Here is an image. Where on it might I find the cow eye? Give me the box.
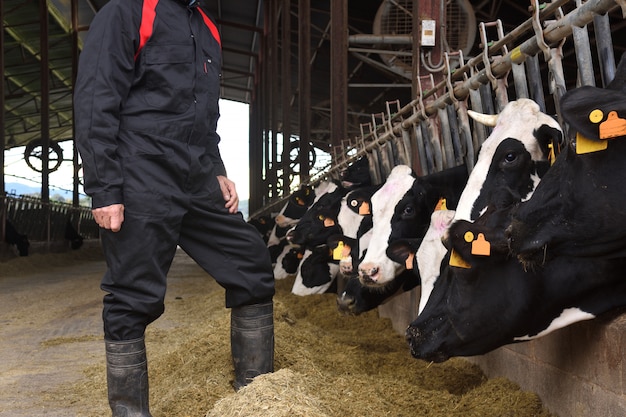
[504,152,518,163]
[402,205,415,217]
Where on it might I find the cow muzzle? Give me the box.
[358,263,380,284]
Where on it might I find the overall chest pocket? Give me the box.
[143,44,195,113]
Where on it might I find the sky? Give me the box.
[3,99,252,200]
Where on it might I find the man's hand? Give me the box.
[92,204,125,232]
[217,175,239,214]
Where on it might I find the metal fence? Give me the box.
[2,194,98,243]
[301,0,623,194]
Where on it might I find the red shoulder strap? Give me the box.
[198,8,222,48]
[135,1,221,61]
[135,0,159,61]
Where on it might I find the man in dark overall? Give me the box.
[73,0,275,415]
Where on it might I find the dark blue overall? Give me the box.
[74,0,274,341]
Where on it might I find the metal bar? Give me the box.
[281,0,291,194]
[298,0,311,184]
[572,0,596,86]
[593,12,617,87]
[347,34,413,45]
[330,0,348,160]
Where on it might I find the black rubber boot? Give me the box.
[230,301,274,390]
[105,337,153,417]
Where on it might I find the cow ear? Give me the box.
[534,124,564,161]
[386,239,422,264]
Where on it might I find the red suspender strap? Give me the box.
[135,0,159,61]
[198,8,222,48]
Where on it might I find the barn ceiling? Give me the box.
[2,0,626,153]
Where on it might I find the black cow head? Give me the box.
[406,252,626,363]
[340,156,372,189]
[287,186,347,248]
[508,56,626,267]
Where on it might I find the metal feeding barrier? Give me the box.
[252,0,625,219]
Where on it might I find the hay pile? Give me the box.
[33,251,553,417]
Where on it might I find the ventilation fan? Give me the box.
[372,0,476,77]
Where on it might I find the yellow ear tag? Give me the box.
[464,231,474,243]
[405,252,415,270]
[449,249,471,269]
[471,233,491,256]
[576,132,607,154]
[323,218,335,227]
[333,241,345,260]
[435,198,447,211]
[359,202,371,215]
[599,111,626,139]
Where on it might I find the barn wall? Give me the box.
[379,295,626,417]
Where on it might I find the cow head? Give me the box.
[340,156,372,189]
[287,185,346,248]
[357,165,467,287]
[507,56,626,267]
[454,98,562,222]
[337,269,420,315]
[274,185,315,228]
[406,251,626,363]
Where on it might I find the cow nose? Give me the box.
[358,263,379,282]
[336,292,355,315]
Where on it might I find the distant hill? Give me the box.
[6,182,48,197]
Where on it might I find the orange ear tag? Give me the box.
[599,111,626,139]
[471,233,491,256]
[405,252,415,270]
[547,143,556,165]
[435,198,448,211]
[323,218,335,227]
[576,132,607,154]
[341,243,352,259]
[449,249,471,269]
[359,202,371,215]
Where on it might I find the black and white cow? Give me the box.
[508,54,626,268]
[248,214,275,244]
[402,100,624,362]
[5,219,30,256]
[406,202,626,363]
[377,98,562,305]
[356,163,469,286]
[267,184,316,263]
[334,164,466,314]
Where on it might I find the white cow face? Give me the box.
[358,165,420,285]
[454,98,562,222]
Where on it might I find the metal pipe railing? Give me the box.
[250,0,624,219]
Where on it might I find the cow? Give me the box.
[356,99,560,288]
[4,219,30,256]
[405,201,626,363]
[266,184,316,263]
[356,163,469,286]
[248,214,275,243]
[507,54,626,269]
[339,156,372,189]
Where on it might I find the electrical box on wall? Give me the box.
[421,19,436,47]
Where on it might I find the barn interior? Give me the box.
[2,1,626,415]
[3,0,625,216]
